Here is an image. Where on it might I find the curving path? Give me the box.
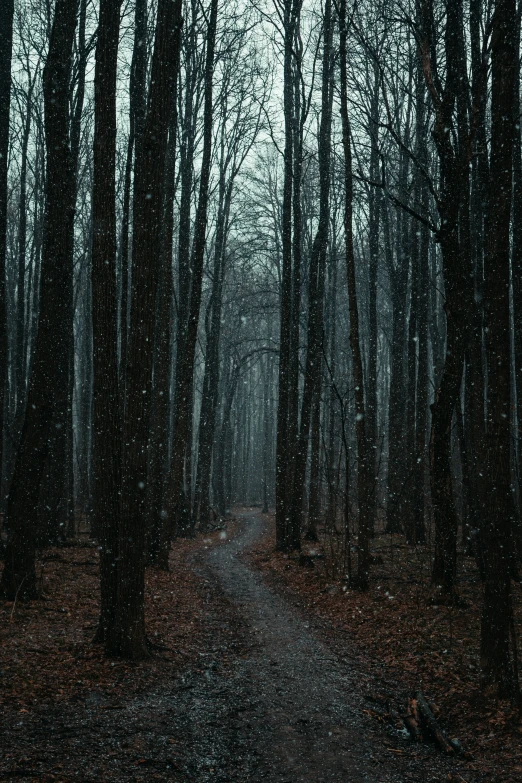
[191,508,454,782]
[1,509,455,782]
[204,508,377,782]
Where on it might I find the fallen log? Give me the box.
[402,697,422,742]
[415,691,455,755]
[389,706,407,732]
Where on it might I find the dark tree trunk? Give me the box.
[61,0,89,537]
[0,0,77,600]
[214,359,240,518]
[194,168,232,532]
[275,0,298,550]
[307,387,322,538]
[147,29,181,569]
[119,0,147,387]
[404,214,419,544]
[111,0,182,658]
[289,0,333,549]
[322,246,337,540]
[480,0,518,697]
[168,0,218,539]
[38,0,88,547]
[91,0,122,644]
[15,77,34,419]
[287,30,304,538]
[419,0,474,594]
[0,0,14,515]
[465,0,488,560]
[366,63,380,534]
[385,233,409,535]
[339,0,371,590]
[261,353,272,514]
[512,13,522,528]
[385,75,413,534]
[412,50,429,545]
[170,43,196,538]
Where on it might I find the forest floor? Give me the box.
[0,509,509,782]
[245,509,522,783]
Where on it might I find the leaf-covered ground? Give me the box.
[0,532,227,713]
[245,511,522,783]
[1,510,518,782]
[0,527,241,781]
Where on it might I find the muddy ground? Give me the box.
[1,510,474,781]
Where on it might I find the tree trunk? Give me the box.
[119,0,147,387]
[385,237,409,534]
[480,0,518,697]
[511,12,522,533]
[339,0,371,590]
[307,387,322,539]
[261,353,272,514]
[289,0,333,549]
[286,30,304,538]
[0,0,77,600]
[111,0,182,658]
[322,248,337,540]
[91,0,123,644]
[0,0,14,514]
[366,62,380,534]
[194,169,232,532]
[275,0,298,550]
[419,0,474,594]
[214,359,240,517]
[168,0,218,539]
[14,78,34,419]
[147,31,181,568]
[464,0,488,563]
[413,49,429,545]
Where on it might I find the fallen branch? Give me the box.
[9,575,28,622]
[402,697,422,742]
[415,691,455,755]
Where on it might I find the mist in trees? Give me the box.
[0,0,521,704]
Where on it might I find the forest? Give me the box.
[1,0,522,780]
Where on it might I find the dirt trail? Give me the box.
[1,509,457,782]
[197,508,454,782]
[206,508,375,782]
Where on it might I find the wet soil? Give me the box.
[1,510,465,782]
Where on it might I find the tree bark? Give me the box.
[119,0,147,387]
[275,0,299,550]
[111,0,182,658]
[289,0,333,549]
[307,386,322,538]
[0,0,14,512]
[168,0,218,540]
[480,0,518,697]
[412,48,429,545]
[419,0,474,594]
[366,62,380,534]
[194,163,232,532]
[91,0,123,643]
[339,0,371,590]
[0,0,77,600]
[146,28,181,568]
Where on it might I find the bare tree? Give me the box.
[0,0,14,514]
[0,0,77,600]
[91,0,122,644]
[114,0,182,658]
[480,0,518,697]
[168,0,219,539]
